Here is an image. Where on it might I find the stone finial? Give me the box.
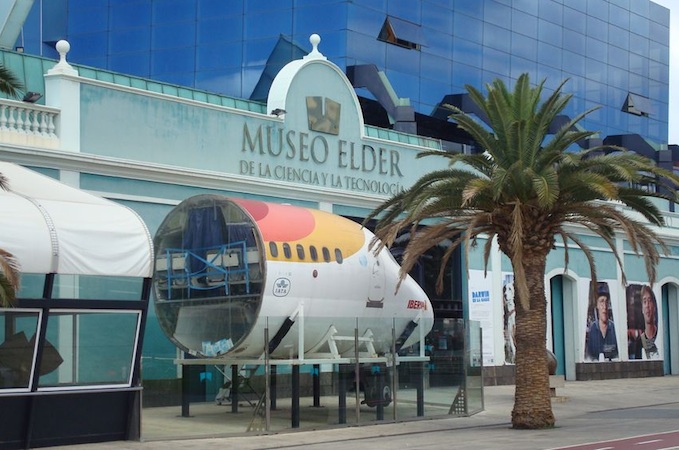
[47,40,78,76]
[303,34,326,61]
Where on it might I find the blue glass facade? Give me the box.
[18,0,670,144]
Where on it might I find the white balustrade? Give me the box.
[0,98,59,149]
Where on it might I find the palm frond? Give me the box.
[562,233,600,288]
[0,64,24,99]
[0,249,20,307]
[0,172,9,191]
[0,274,17,307]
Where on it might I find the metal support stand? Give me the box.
[392,322,397,421]
[312,364,321,407]
[231,365,239,414]
[354,326,361,423]
[375,367,384,421]
[291,365,300,428]
[264,326,270,431]
[338,364,347,424]
[416,362,424,417]
[181,364,191,417]
[270,365,277,410]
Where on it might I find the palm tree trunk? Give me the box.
[511,252,555,429]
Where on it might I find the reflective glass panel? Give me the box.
[537,42,561,70]
[511,32,537,61]
[110,2,152,29]
[562,50,586,77]
[629,33,649,56]
[423,28,453,58]
[51,275,144,301]
[609,24,630,50]
[608,46,629,70]
[455,2,483,19]
[630,13,650,37]
[563,6,586,33]
[421,3,453,34]
[512,9,538,37]
[538,19,562,47]
[586,37,607,62]
[38,310,140,389]
[538,0,562,25]
[484,23,511,53]
[609,4,630,29]
[586,16,608,42]
[16,274,46,299]
[648,20,669,44]
[453,14,483,43]
[197,16,243,44]
[110,28,152,55]
[452,38,482,68]
[484,1,511,29]
[510,55,537,81]
[0,310,40,390]
[587,0,608,21]
[465,320,484,414]
[153,0,196,23]
[246,10,293,40]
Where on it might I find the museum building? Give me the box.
[0,0,678,445]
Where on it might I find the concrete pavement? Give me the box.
[56,376,679,450]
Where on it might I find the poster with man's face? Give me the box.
[626,284,660,360]
[584,281,618,361]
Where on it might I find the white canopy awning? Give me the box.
[0,162,153,277]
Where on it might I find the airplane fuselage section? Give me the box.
[153,195,433,359]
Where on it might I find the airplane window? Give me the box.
[283,243,292,259]
[310,245,318,261]
[269,242,278,258]
[334,248,343,264]
[296,244,305,259]
[322,247,330,262]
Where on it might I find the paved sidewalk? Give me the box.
[57,376,679,450]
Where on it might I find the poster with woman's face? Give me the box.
[584,281,618,361]
[626,284,660,360]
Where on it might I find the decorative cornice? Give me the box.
[0,145,387,210]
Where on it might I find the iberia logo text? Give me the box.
[406,299,427,310]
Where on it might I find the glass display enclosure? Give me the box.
[140,317,483,439]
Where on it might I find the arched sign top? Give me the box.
[267,34,366,142]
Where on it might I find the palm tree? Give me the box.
[0,63,24,98]
[366,73,679,429]
[0,65,23,306]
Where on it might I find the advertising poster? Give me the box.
[468,270,495,365]
[626,283,660,360]
[584,281,619,361]
[502,274,516,364]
